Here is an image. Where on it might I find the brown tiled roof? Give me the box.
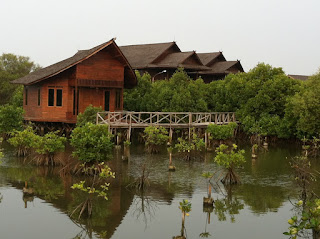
[209,61,243,74]
[12,39,137,87]
[288,74,309,81]
[119,42,179,69]
[157,52,194,66]
[197,52,225,66]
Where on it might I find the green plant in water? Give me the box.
[179,199,192,224]
[143,126,169,153]
[8,126,37,157]
[284,199,320,239]
[70,122,113,163]
[214,144,245,184]
[32,131,67,166]
[175,132,205,160]
[202,172,214,198]
[71,162,115,219]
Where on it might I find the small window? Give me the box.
[56,89,62,106]
[25,88,28,105]
[115,89,121,109]
[37,88,41,106]
[48,89,54,106]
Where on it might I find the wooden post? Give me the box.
[205,132,208,150]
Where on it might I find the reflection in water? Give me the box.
[0,143,319,239]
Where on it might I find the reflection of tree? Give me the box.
[214,185,244,223]
[131,190,157,229]
[235,183,288,214]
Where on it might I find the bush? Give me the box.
[143,126,169,153]
[8,126,37,156]
[206,122,237,140]
[70,122,113,163]
[33,131,67,165]
[76,105,102,127]
[214,144,245,184]
[175,132,205,160]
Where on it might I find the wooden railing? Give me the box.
[96,111,236,129]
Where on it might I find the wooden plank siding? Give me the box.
[23,47,126,124]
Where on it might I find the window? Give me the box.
[25,88,28,105]
[48,89,54,106]
[38,88,41,106]
[56,89,62,106]
[115,89,121,109]
[105,91,110,111]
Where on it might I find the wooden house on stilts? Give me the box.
[12,39,137,131]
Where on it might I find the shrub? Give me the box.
[70,122,113,163]
[175,132,205,160]
[33,131,67,165]
[76,105,102,127]
[8,126,38,157]
[143,126,169,153]
[214,144,245,184]
[206,122,237,140]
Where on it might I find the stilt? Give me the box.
[205,132,208,150]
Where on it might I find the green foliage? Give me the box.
[284,199,320,238]
[143,126,169,153]
[8,126,38,156]
[206,122,237,140]
[125,69,208,112]
[71,162,115,218]
[179,199,192,214]
[124,71,152,111]
[0,104,24,136]
[214,144,245,184]
[34,131,66,156]
[71,163,115,200]
[175,132,205,153]
[201,171,214,179]
[0,53,40,105]
[76,105,102,127]
[285,70,320,138]
[214,144,245,169]
[70,122,113,163]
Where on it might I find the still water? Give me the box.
[0,142,319,239]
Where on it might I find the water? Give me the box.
[0,142,319,239]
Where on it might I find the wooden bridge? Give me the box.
[96,111,236,129]
[96,111,236,142]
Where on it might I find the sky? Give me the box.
[1,0,319,75]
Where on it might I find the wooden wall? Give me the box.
[23,48,125,124]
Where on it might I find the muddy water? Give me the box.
[0,142,319,239]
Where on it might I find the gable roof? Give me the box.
[197,52,226,66]
[288,74,309,81]
[119,42,180,69]
[12,39,137,87]
[198,61,244,74]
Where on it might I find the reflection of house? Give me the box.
[12,39,136,124]
[288,74,309,81]
[120,42,244,83]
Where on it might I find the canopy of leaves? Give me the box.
[124,69,208,112]
[8,126,38,156]
[76,105,102,127]
[0,53,40,105]
[34,131,67,155]
[70,122,113,163]
[144,126,169,146]
[285,70,320,138]
[0,104,24,136]
[175,133,205,153]
[206,122,237,140]
[214,144,245,169]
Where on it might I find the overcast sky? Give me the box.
[1,0,319,75]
